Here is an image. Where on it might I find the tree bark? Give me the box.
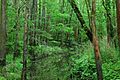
[116,0,120,53]
[91,0,103,80]
[0,0,7,66]
[21,1,28,79]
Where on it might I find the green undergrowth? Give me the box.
[1,41,120,80]
[0,54,22,80]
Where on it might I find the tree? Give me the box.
[69,0,103,79]
[30,0,38,46]
[102,0,113,46]
[85,0,92,30]
[29,0,38,79]
[91,0,103,79]
[38,0,41,44]
[42,0,47,43]
[0,0,7,66]
[21,0,29,79]
[2,0,120,80]
[116,0,120,53]
[68,0,93,42]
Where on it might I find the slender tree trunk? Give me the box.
[85,0,92,30]
[0,0,6,66]
[116,0,120,53]
[42,0,46,31]
[74,27,78,42]
[29,0,38,79]
[38,0,41,44]
[112,0,117,48]
[33,0,37,45]
[42,0,46,44]
[60,0,65,46]
[46,14,50,44]
[112,0,116,27]
[102,0,113,46]
[21,1,28,80]
[91,0,103,80]
[30,0,38,45]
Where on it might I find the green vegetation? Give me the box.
[0,0,120,80]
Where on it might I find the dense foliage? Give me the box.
[0,0,120,80]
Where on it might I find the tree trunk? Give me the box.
[91,0,103,80]
[74,27,78,42]
[116,0,120,53]
[42,0,47,44]
[33,0,37,45]
[112,0,117,48]
[60,0,65,46]
[102,0,113,46]
[21,1,28,79]
[38,0,41,44]
[30,0,38,46]
[0,0,7,66]
[29,0,38,79]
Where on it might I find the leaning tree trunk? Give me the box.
[0,0,7,66]
[91,0,103,80]
[68,0,93,42]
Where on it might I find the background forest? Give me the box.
[0,0,120,80]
